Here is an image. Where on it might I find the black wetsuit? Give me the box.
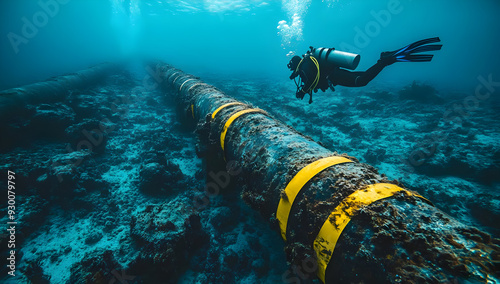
[290,56,392,103]
[308,59,387,93]
[291,38,441,102]
[327,61,386,88]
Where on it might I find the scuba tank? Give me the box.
[311,47,360,70]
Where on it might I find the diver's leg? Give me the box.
[331,61,386,87]
[354,61,386,86]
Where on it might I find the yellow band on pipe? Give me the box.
[211,102,246,120]
[220,108,267,152]
[277,156,353,241]
[168,71,180,82]
[191,104,195,119]
[187,83,205,93]
[172,74,182,85]
[313,183,428,283]
[179,79,196,92]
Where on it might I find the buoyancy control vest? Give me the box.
[288,47,360,103]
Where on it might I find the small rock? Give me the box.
[210,207,234,231]
[85,231,103,245]
[138,162,185,195]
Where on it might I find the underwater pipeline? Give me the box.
[0,62,120,123]
[152,62,498,283]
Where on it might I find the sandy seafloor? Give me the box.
[0,69,498,283]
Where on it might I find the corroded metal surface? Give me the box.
[154,62,499,283]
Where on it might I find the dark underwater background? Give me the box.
[1,0,499,283]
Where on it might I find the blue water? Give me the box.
[1,1,500,283]
[2,0,500,92]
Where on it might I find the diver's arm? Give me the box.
[331,60,387,87]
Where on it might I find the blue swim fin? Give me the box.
[382,37,442,63]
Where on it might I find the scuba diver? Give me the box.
[287,37,442,103]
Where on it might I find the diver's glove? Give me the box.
[296,90,313,104]
[296,90,305,100]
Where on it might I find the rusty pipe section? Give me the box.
[153,62,499,283]
[0,62,120,122]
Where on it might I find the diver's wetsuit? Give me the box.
[291,58,390,99]
[290,38,442,103]
[314,60,388,92]
[289,53,399,103]
[328,60,386,87]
